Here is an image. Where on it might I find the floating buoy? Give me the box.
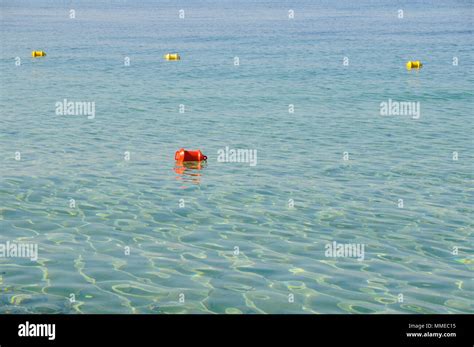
[32,51,46,57]
[175,148,207,162]
[406,61,422,70]
[164,53,180,61]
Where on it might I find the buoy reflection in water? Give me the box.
[174,161,207,186]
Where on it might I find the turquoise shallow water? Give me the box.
[0,0,473,313]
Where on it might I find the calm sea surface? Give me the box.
[0,0,472,313]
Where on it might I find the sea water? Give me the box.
[0,0,472,313]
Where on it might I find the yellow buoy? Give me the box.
[406,61,422,70]
[164,53,180,61]
[32,51,46,57]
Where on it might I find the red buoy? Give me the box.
[175,148,207,162]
